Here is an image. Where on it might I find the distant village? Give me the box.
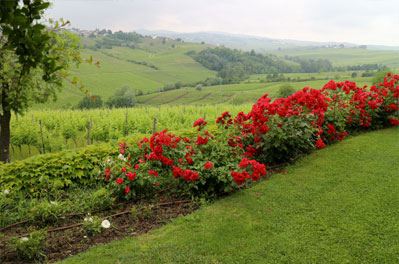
[67,28,367,50]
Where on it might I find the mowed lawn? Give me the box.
[61,127,399,264]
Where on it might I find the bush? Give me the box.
[82,214,103,236]
[278,84,295,98]
[106,86,135,108]
[8,230,46,261]
[76,95,103,110]
[90,188,115,210]
[0,144,117,196]
[29,200,64,226]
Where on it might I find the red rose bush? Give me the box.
[102,74,399,199]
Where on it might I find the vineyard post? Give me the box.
[39,120,45,154]
[152,117,157,134]
[87,116,92,145]
[125,109,128,136]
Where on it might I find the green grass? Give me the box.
[60,127,399,263]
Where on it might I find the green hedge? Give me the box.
[0,129,205,196]
[0,144,117,196]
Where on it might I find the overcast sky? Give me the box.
[45,0,399,46]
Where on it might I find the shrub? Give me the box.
[82,214,103,236]
[106,86,136,108]
[8,230,46,261]
[278,84,295,98]
[90,188,115,210]
[0,144,117,196]
[76,95,103,109]
[29,200,64,226]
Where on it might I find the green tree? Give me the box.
[106,86,136,108]
[278,84,295,98]
[76,95,103,109]
[0,0,97,163]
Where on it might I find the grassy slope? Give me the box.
[61,127,399,264]
[270,48,399,67]
[38,39,216,109]
[136,77,372,106]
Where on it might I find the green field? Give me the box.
[270,47,399,67]
[136,77,373,106]
[60,127,399,263]
[37,39,216,109]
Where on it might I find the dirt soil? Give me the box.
[0,196,197,263]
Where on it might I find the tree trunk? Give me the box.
[0,85,11,163]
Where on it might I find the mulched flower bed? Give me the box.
[0,196,197,263]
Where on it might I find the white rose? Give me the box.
[101,219,111,229]
[84,216,93,222]
[118,154,125,161]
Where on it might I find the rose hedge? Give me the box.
[103,74,399,199]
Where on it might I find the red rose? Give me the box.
[126,172,136,181]
[315,139,325,149]
[105,168,111,179]
[389,117,399,126]
[125,186,130,194]
[149,170,158,177]
[204,161,213,170]
[116,178,123,185]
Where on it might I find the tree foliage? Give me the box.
[0,0,98,162]
[106,86,135,108]
[188,47,304,83]
[76,95,103,110]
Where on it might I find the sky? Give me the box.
[45,0,399,46]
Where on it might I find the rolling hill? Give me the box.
[35,36,216,109]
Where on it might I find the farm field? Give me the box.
[36,40,216,110]
[136,77,373,106]
[270,47,399,67]
[10,104,253,161]
[59,127,399,264]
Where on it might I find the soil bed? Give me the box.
[0,195,197,263]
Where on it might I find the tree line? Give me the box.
[187,48,335,83]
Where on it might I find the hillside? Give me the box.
[33,31,395,110]
[270,47,399,68]
[35,35,216,109]
[136,76,373,106]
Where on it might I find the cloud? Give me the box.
[46,0,399,46]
